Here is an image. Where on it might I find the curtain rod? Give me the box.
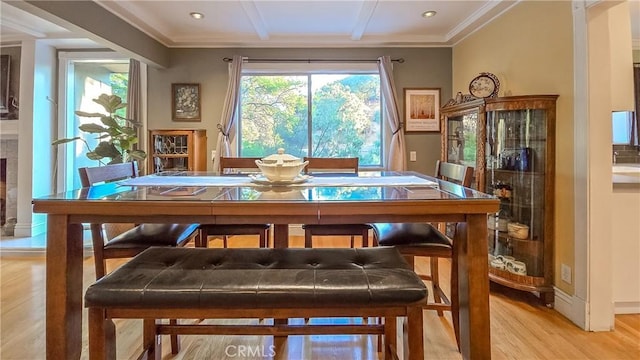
[223,57,404,64]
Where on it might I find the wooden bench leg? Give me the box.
[142,319,161,360]
[406,306,424,360]
[384,316,397,359]
[88,308,116,360]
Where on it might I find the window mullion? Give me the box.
[307,74,312,158]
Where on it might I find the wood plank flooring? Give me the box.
[1,235,638,359]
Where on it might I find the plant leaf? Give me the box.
[120,139,130,150]
[94,94,120,113]
[75,111,104,118]
[107,156,124,164]
[101,116,120,129]
[129,150,147,161]
[86,151,104,161]
[79,123,109,133]
[121,127,136,136]
[52,137,81,146]
[94,141,122,159]
[114,102,127,111]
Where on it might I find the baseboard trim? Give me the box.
[554,286,588,330]
[0,246,94,258]
[614,301,640,314]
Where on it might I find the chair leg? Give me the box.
[430,257,445,316]
[199,228,209,248]
[223,235,229,248]
[259,230,267,248]
[169,319,180,355]
[304,230,313,248]
[350,235,355,248]
[451,254,460,350]
[362,229,368,247]
[91,224,107,280]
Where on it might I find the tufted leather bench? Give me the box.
[85,247,427,359]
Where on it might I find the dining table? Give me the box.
[32,170,499,360]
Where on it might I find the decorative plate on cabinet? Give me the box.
[469,72,500,98]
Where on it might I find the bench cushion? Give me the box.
[85,247,427,309]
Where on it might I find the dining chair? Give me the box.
[79,161,201,355]
[79,161,201,279]
[371,160,474,348]
[198,157,270,248]
[302,157,372,248]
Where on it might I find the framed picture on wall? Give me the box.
[403,88,441,132]
[172,83,201,121]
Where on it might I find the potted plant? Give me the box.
[52,93,146,164]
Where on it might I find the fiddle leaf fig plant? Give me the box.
[53,94,146,164]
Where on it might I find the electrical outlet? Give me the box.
[410,151,417,162]
[561,264,572,284]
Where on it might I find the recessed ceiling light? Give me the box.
[422,10,437,18]
[190,12,204,20]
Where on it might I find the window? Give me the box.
[612,111,634,144]
[237,64,382,167]
[57,52,131,192]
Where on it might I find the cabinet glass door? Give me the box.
[485,109,547,278]
[446,112,478,169]
[151,133,191,172]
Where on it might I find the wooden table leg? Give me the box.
[272,224,289,249]
[272,224,290,355]
[455,215,491,359]
[46,215,84,360]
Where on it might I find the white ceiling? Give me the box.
[1,0,639,49]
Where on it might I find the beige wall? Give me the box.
[147,47,452,175]
[634,50,640,63]
[452,1,575,293]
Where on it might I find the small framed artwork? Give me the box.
[403,88,441,133]
[172,83,201,121]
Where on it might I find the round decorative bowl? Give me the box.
[255,148,309,182]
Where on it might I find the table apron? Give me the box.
[68,213,469,225]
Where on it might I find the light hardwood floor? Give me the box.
[1,235,639,359]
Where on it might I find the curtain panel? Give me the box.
[377,56,406,171]
[213,55,244,172]
[127,59,142,169]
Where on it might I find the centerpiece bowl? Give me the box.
[255,148,309,182]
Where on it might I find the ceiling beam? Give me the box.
[351,0,378,41]
[240,0,269,41]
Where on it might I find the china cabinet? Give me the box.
[441,95,558,305]
[148,129,207,173]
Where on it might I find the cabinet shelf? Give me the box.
[152,153,190,159]
[441,95,557,306]
[487,169,545,176]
